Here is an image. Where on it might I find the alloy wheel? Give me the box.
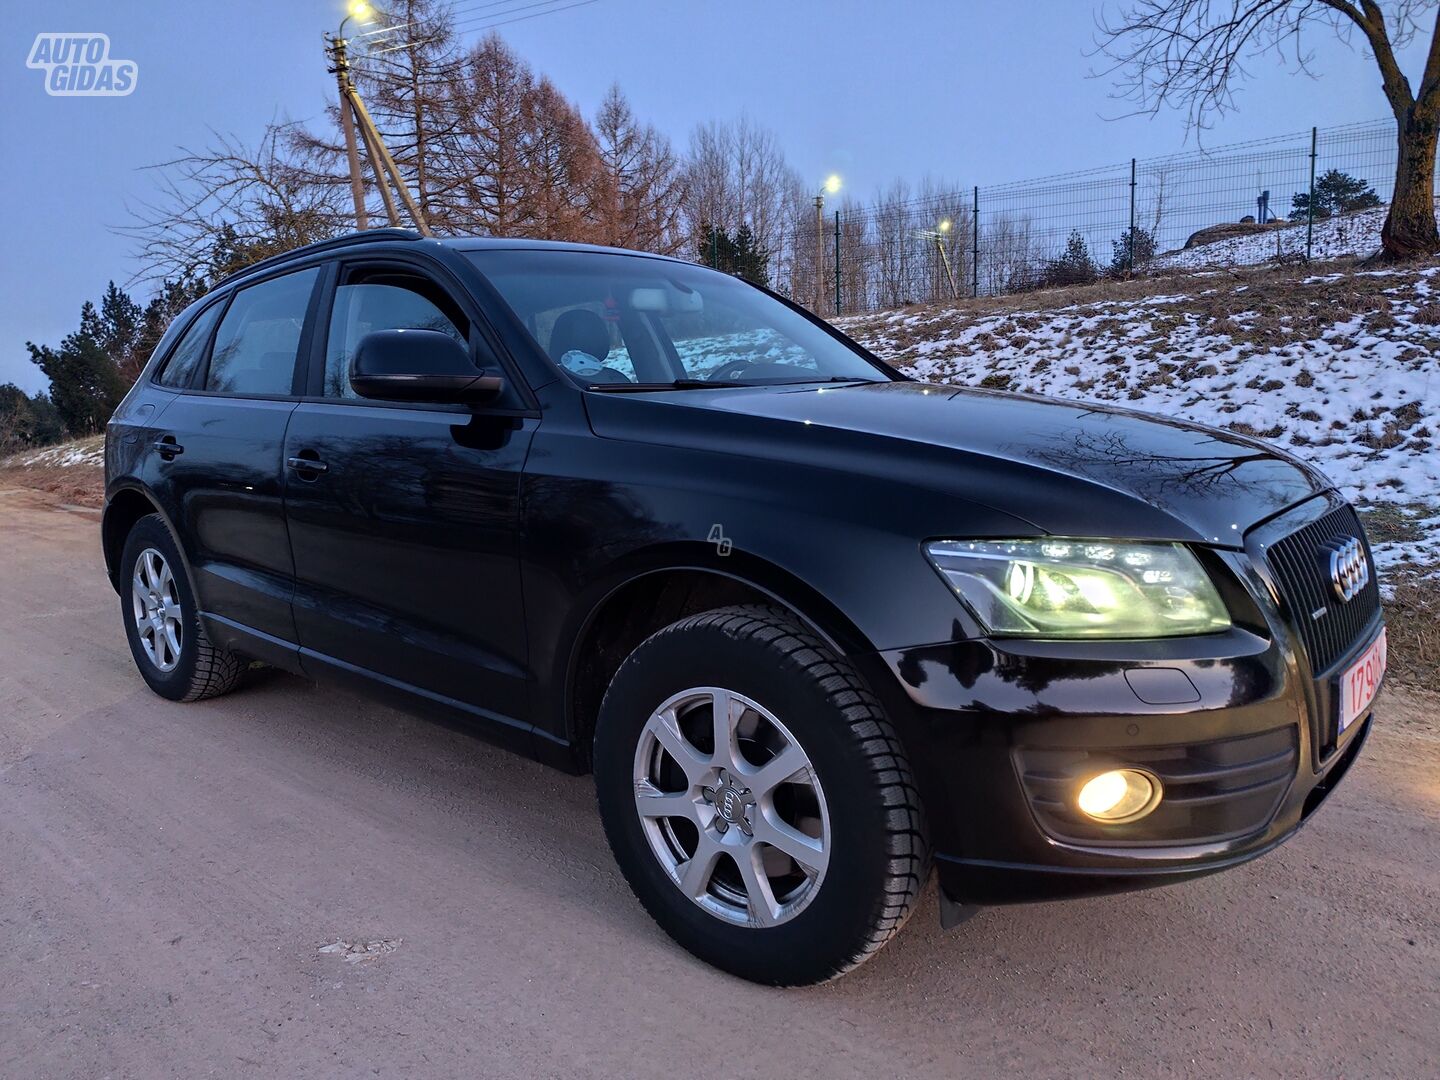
[631,686,830,928]
[131,547,183,672]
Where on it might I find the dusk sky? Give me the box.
[1,0,1426,392]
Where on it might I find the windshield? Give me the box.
[465,249,892,388]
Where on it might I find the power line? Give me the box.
[450,0,602,34]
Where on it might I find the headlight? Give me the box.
[924,539,1231,638]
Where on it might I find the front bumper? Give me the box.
[869,594,1382,907]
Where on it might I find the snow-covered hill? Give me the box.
[840,263,1440,582]
[1148,207,1385,271]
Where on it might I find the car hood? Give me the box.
[584,381,1328,546]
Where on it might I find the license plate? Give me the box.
[1339,627,1386,735]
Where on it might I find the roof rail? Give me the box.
[216,228,424,286]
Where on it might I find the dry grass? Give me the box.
[1384,573,1440,690]
[0,461,105,507]
[839,256,1423,355]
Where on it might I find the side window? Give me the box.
[154,303,222,389]
[205,267,319,396]
[324,272,469,399]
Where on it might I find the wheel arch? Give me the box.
[561,545,879,769]
[102,484,171,594]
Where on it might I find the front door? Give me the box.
[282,261,536,733]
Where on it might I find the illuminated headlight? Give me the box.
[924,539,1231,638]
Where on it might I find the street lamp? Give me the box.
[921,219,959,299]
[343,0,375,33]
[815,174,841,309]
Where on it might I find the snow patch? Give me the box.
[840,266,1439,583]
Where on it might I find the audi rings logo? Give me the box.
[1327,537,1370,602]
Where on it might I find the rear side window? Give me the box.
[154,303,222,389]
[323,272,469,398]
[205,267,319,396]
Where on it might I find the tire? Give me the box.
[594,605,929,985]
[119,514,245,702]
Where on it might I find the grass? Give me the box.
[0,434,105,507]
[1383,571,1440,689]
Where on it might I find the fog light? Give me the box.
[1077,769,1161,823]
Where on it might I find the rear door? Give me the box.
[282,257,537,733]
[153,265,322,652]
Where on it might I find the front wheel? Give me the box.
[594,606,929,985]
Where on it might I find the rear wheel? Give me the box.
[594,605,928,985]
[119,515,245,702]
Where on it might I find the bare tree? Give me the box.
[525,77,604,242]
[593,85,685,253]
[872,180,916,307]
[441,34,536,236]
[1098,1,1440,259]
[122,125,348,282]
[682,116,802,257]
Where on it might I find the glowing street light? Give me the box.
[814,175,841,309]
[923,219,959,300]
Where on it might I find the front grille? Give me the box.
[1016,726,1297,846]
[1264,504,1381,676]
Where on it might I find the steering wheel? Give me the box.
[706,358,804,383]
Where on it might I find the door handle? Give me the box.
[287,455,328,475]
[153,436,184,459]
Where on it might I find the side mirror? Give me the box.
[350,329,504,404]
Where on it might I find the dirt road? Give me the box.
[1,485,1436,1079]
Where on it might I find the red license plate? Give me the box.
[1339,627,1386,735]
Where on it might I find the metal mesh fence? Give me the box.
[765,118,1399,314]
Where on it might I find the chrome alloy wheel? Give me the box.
[632,686,830,928]
[131,547,183,672]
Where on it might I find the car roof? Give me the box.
[217,229,689,289]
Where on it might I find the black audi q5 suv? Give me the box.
[104,229,1384,985]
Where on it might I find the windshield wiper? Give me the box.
[585,376,883,392]
[585,379,761,392]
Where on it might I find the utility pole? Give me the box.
[814,194,825,311]
[833,210,842,315]
[325,4,433,237]
[327,34,368,231]
[936,235,958,299]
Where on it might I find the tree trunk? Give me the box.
[1381,107,1440,260]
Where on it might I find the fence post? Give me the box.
[971,185,980,298]
[1306,126,1318,261]
[1128,158,1137,277]
[834,210,842,315]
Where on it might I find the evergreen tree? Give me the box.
[696,222,770,287]
[26,304,129,436]
[0,384,65,451]
[1041,230,1098,287]
[1109,226,1157,277]
[1289,170,1382,222]
[732,223,770,288]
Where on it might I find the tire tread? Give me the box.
[628,603,930,982]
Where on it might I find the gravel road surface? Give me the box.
[1,486,1436,1078]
